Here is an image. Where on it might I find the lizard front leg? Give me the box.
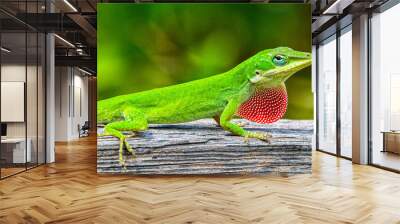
[214,115,246,127]
[99,107,148,166]
[219,98,271,143]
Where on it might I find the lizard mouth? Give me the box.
[263,58,311,78]
[249,58,311,84]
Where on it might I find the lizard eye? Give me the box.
[255,70,261,75]
[272,55,288,66]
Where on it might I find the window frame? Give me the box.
[315,23,353,161]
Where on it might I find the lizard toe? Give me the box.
[247,132,271,143]
[124,139,136,157]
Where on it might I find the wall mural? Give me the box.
[97,3,313,175]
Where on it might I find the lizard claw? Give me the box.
[243,135,250,144]
[119,137,136,167]
[246,132,272,143]
[258,132,271,143]
[236,121,248,127]
[124,138,136,157]
[125,132,137,138]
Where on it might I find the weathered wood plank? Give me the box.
[97,119,313,176]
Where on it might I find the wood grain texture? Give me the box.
[1,136,400,223]
[97,119,313,175]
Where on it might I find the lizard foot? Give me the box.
[245,132,272,143]
[235,121,248,127]
[124,132,137,138]
[244,135,249,144]
[118,137,136,167]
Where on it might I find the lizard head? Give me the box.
[246,47,311,87]
[235,47,311,123]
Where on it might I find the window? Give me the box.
[370,3,400,171]
[0,2,46,179]
[317,35,337,154]
[339,27,352,158]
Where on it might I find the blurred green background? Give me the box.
[98,3,312,119]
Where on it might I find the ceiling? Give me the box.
[0,0,391,74]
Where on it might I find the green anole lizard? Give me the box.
[98,47,311,165]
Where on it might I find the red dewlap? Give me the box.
[237,85,287,124]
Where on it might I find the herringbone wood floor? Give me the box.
[1,136,400,224]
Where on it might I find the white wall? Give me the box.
[55,67,89,141]
[55,67,69,141]
[1,65,37,138]
[72,73,89,138]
